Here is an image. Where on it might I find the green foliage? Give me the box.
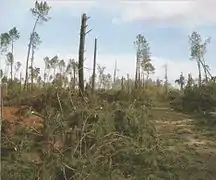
[1,3,215,179]
[169,83,216,114]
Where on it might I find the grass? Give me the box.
[1,89,216,180]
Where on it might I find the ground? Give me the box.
[2,105,216,179]
[153,107,216,179]
[2,106,44,136]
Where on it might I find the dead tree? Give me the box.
[78,13,91,96]
[164,64,168,94]
[91,38,97,94]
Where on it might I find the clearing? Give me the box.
[153,107,216,179]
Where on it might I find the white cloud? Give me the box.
[2,0,216,26]
[110,0,216,25]
[46,0,216,25]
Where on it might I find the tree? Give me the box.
[14,61,22,79]
[24,1,51,89]
[101,73,112,89]
[8,27,20,80]
[97,64,106,89]
[58,59,66,75]
[31,67,40,84]
[186,73,194,89]
[6,52,14,80]
[140,36,155,86]
[66,59,78,89]
[200,37,211,83]
[189,32,202,87]
[30,32,41,88]
[134,34,155,89]
[58,59,66,83]
[50,55,59,77]
[134,34,142,89]
[43,56,50,83]
[78,13,90,96]
[175,72,185,91]
[189,32,211,86]
[0,33,10,54]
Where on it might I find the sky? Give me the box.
[0,0,216,84]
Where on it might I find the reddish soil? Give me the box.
[2,106,44,136]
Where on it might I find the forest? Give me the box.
[0,1,216,180]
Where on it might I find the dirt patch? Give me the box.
[2,106,44,136]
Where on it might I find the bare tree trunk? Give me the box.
[197,60,202,87]
[121,76,124,91]
[78,13,91,96]
[73,67,76,89]
[31,46,35,90]
[164,64,168,94]
[0,76,3,122]
[10,41,14,80]
[24,16,39,90]
[135,52,141,89]
[92,38,97,94]
[146,72,149,89]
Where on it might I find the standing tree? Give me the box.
[134,34,155,89]
[58,59,66,83]
[189,32,202,86]
[97,64,106,89]
[14,61,22,79]
[186,73,194,89]
[164,64,168,94]
[6,52,13,81]
[24,1,51,89]
[30,32,41,89]
[91,38,97,94]
[0,32,10,54]
[43,56,50,83]
[140,36,155,88]
[134,34,142,89]
[175,72,185,91]
[0,33,10,119]
[66,59,78,89]
[78,13,91,96]
[50,55,59,77]
[8,27,20,80]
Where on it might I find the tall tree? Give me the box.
[30,32,41,88]
[8,27,20,80]
[134,34,155,89]
[199,37,211,83]
[189,32,202,86]
[92,38,97,93]
[78,13,91,96]
[134,34,142,89]
[140,37,155,88]
[0,33,10,54]
[6,52,13,80]
[24,1,51,89]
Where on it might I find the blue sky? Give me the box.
[0,0,216,83]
